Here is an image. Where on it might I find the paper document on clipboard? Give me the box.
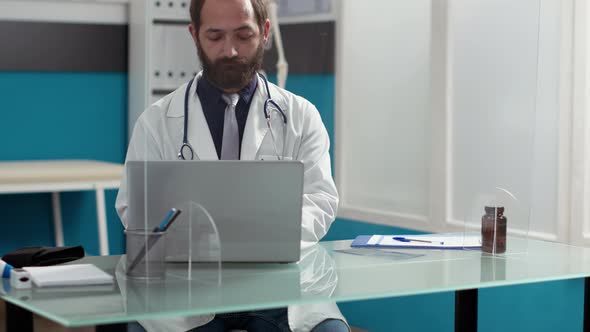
[351,234,482,249]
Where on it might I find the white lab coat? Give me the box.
[115,72,348,332]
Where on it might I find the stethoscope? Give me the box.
[178,73,288,161]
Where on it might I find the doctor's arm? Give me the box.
[115,112,164,228]
[296,104,339,246]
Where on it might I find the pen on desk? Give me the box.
[127,208,182,274]
[393,236,433,243]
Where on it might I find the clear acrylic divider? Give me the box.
[447,0,541,256]
[117,157,223,315]
[165,201,222,283]
[125,159,222,282]
[461,187,530,256]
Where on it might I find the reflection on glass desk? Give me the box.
[2,238,590,328]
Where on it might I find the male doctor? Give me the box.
[116,0,348,331]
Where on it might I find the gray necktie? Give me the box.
[221,93,240,160]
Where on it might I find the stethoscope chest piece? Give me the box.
[178,142,194,160]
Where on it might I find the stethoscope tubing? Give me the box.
[178,73,287,161]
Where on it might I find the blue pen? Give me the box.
[393,236,433,243]
[127,208,182,273]
[153,208,182,232]
[393,236,445,245]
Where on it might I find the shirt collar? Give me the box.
[197,74,258,104]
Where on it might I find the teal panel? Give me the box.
[339,293,455,332]
[479,279,584,332]
[0,72,127,255]
[0,194,54,250]
[323,218,424,241]
[267,74,335,160]
[0,72,127,161]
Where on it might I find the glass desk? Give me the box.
[3,238,590,332]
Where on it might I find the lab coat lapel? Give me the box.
[188,94,219,160]
[168,74,218,160]
[240,77,269,160]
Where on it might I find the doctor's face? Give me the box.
[190,0,270,93]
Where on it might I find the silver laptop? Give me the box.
[126,160,303,263]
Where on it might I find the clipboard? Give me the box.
[351,234,482,249]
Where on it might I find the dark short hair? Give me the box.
[190,0,268,33]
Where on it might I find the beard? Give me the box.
[197,40,265,91]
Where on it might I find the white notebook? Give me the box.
[23,264,114,287]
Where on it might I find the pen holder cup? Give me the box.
[125,229,167,280]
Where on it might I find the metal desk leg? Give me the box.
[95,187,110,256]
[455,288,478,332]
[96,324,128,332]
[52,192,65,247]
[6,301,33,332]
[5,300,127,332]
[35,314,94,331]
[585,277,590,332]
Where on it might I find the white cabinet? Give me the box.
[128,0,201,140]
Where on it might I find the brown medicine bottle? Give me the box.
[481,206,507,253]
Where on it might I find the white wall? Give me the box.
[530,0,561,239]
[449,0,559,238]
[336,0,433,229]
[337,0,562,239]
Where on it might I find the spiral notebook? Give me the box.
[351,234,482,249]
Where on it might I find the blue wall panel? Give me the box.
[268,74,335,160]
[0,72,127,255]
[339,293,455,332]
[323,218,423,241]
[479,279,584,332]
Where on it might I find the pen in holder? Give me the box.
[125,230,167,280]
[125,209,182,280]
